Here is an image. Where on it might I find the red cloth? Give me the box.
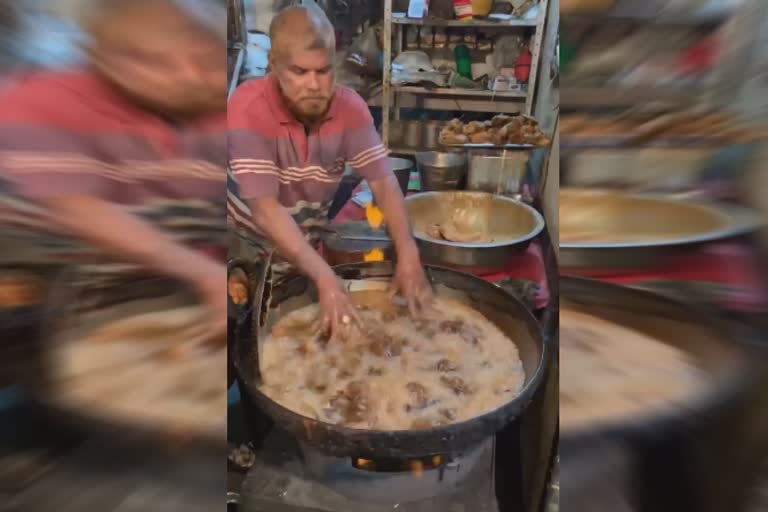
[333,199,550,309]
[568,243,768,312]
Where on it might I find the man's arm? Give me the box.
[247,196,335,284]
[42,195,222,285]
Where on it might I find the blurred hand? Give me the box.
[315,270,361,342]
[193,261,228,345]
[391,249,433,316]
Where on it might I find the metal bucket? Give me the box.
[416,151,468,191]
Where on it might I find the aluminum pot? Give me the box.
[231,261,550,458]
[559,189,762,271]
[405,191,546,273]
[416,151,468,191]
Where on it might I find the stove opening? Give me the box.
[352,454,447,475]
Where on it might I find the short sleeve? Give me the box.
[341,90,391,182]
[227,81,279,200]
[0,76,116,201]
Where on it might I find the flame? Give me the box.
[356,458,376,470]
[410,460,424,479]
[365,202,384,229]
[363,248,384,262]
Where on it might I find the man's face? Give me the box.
[88,6,226,117]
[271,47,335,123]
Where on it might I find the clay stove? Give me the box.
[238,429,499,512]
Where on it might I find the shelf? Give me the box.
[560,86,699,108]
[394,86,528,98]
[388,146,421,155]
[392,13,538,27]
[561,8,732,26]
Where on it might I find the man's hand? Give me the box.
[315,270,361,342]
[193,262,228,344]
[390,246,433,317]
[42,195,229,344]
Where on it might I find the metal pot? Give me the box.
[389,156,414,196]
[416,151,468,191]
[423,121,442,150]
[559,189,763,271]
[405,191,546,273]
[403,121,423,149]
[232,261,550,458]
[560,276,767,512]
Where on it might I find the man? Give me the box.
[0,0,227,336]
[228,5,432,338]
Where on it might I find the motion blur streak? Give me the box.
[0,2,226,511]
[560,0,768,511]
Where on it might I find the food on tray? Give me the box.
[439,114,550,147]
[0,276,41,307]
[50,304,226,435]
[561,109,765,143]
[426,221,493,243]
[258,291,526,430]
[560,308,707,430]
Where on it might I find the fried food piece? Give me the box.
[441,375,471,395]
[469,131,493,144]
[447,118,463,132]
[329,380,370,423]
[406,382,430,409]
[368,331,404,358]
[439,130,469,145]
[462,121,484,135]
[227,268,249,305]
[491,114,514,128]
[436,358,459,372]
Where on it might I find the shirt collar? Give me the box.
[266,73,339,126]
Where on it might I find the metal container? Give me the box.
[388,156,414,195]
[416,151,468,191]
[467,151,531,197]
[388,120,404,147]
[405,191,546,273]
[559,189,763,271]
[232,261,550,458]
[423,120,442,150]
[560,276,766,512]
[403,120,422,149]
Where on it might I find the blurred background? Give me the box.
[0,1,227,512]
[559,1,768,512]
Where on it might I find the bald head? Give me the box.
[269,5,335,62]
[76,0,226,117]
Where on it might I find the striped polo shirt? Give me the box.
[0,69,227,262]
[227,75,391,248]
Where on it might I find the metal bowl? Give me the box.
[560,188,763,270]
[405,191,546,273]
[416,151,468,191]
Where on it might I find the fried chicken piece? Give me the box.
[439,130,469,145]
[329,380,370,423]
[436,358,459,372]
[491,114,514,128]
[441,376,471,395]
[462,121,484,135]
[469,131,493,144]
[406,382,430,409]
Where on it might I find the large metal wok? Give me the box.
[560,277,767,512]
[560,188,762,270]
[18,268,226,452]
[404,191,546,274]
[232,261,550,458]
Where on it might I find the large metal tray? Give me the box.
[559,189,763,270]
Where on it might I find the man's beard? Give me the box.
[279,85,334,125]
